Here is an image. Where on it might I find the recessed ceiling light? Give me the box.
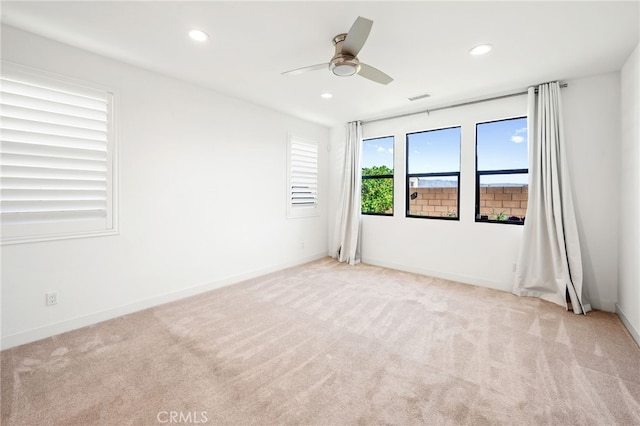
[188,29,209,42]
[320,93,333,99]
[469,44,492,56]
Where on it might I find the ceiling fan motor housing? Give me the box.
[330,33,361,77]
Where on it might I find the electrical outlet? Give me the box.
[46,292,58,306]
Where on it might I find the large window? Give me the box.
[1,62,117,244]
[406,126,461,219]
[475,117,528,224]
[361,136,394,215]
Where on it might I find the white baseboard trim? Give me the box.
[1,252,327,351]
[616,303,640,348]
[362,256,512,293]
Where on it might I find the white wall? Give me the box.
[618,43,640,345]
[0,26,330,349]
[328,73,623,312]
[358,96,527,292]
[562,73,621,312]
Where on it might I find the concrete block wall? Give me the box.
[408,187,458,217]
[407,185,528,219]
[479,185,528,219]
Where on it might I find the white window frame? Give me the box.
[1,61,118,245]
[286,134,319,219]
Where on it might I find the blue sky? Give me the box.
[362,117,528,184]
[477,117,528,184]
[362,136,394,169]
[407,127,461,174]
[476,117,528,171]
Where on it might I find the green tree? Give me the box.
[362,165,393,214]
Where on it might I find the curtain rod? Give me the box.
[361,82,568,125]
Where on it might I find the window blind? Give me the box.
[1,63,115,243]
[288,138,318,217]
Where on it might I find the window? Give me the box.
[475,117,528,224]
[361,136,394,215]
[287,135,318,218]
[406,126,461,219]
[1,62,117,244]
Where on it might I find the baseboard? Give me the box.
[590,300,617,313]
[1,252,327,350]
[616,304,640,348]
[362,256,512,293]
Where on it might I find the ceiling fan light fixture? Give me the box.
[330,55,361,77]
[331,63,359,77]
[469,44,492,56]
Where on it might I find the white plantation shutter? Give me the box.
[287,137,318,218]
[1,63,117,244]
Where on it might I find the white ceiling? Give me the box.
[1,1,638,127]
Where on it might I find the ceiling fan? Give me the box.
[281,16,393,85]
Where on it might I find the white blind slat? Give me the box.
[1,177,107,191]
[1,210,105,225]
[1,78,108,109]
[1,116,107,142]
[1,128,107,151]
[2,153,107,172]
[2,200,106,214]
[1,165,107,181]
[2,188,106,201]
[1,103,107,132]
[1,91,107,120]
[2,140,107,162]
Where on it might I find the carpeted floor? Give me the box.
[2,257,639,425]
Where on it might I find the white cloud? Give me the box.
[388,148,394,154]
[511,135,525,143]
[515,127,527,134]
[376,146,385,152]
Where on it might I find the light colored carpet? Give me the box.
[2,257,639,425]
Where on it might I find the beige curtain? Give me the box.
[513,82,589,314]
[333,121,362,265]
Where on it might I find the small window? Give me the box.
[406,126,461,219]
[361,136,394,215]
[475,117,528,224]
[287,136,318,218]
[1,62,117,244]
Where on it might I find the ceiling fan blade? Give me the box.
[358,63,393,85]
[281,63,329,76]
[342,16,373,56]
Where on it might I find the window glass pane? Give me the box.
[407,127,460,174]
[476,117,528,171]
[476,117,528,224]
[408,176,458,218]
[362,136,394,175]
[478,174,527,222]
[406,127,460,219]
[362,177,393,214]
[362,136,394,215]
